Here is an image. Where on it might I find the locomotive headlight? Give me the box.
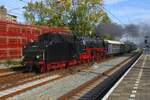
[36,55,40,59]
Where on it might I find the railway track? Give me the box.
[0,54,127,100]
[0,66,25,77]
[58,52,142,100]
[0,71,16,77]
[0,71,64,99]
[0,68,13,73]
[0,56,110,90]
[0,56,115,99]
[0,72,36,90]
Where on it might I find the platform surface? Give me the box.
[107,54,150,100]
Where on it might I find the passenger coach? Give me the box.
[104,40,124,55]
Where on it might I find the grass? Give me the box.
[0,59,22,68]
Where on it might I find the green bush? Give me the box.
[4,60,21,65]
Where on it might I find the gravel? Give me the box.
[8,55,130,100]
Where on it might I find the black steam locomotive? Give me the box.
[22,32,136,73]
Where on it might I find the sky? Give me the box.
[0,0,150,25]
[0,0,25,22]
[104,0,150,25]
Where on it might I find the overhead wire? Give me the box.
[0,0,28,22]
[4,0,127,25]
[101,6,125,25]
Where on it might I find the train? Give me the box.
[22,32,137,73]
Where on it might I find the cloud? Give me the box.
[104,0,127,5]
[133,15,150,24]
[111,7,150,18]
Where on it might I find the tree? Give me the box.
[23,0,71,26]
[101,12,111,24]
[23,0,110,36]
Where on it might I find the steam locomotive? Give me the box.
[22,32,136,73]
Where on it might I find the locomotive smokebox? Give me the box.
[22,41,46,73]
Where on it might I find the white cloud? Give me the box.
[104,0,127,5]
[133,14,150,24]
[112,7,150,16]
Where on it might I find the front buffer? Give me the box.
[23,60,46,73]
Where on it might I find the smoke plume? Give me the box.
[96,23,150,47]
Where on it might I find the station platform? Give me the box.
[105,54,150,100]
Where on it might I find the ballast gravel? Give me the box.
[8,55,130,100]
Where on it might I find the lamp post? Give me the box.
[145,36,148,47]
[144,36,149,54]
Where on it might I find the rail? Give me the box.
[58,51,142,100]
